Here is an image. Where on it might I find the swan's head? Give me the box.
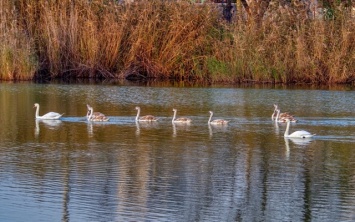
[135,106,140,110]
[173,108,177,112]
[209,111,213,114]
[33,103,39,108]
[86,104,92,109]
[273,104,278,109]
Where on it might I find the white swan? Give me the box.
[273,104,297,122]
[172,108,192,123]
[86,104,109,122]
[208,111,229,125]
[34,103,63,120]
[284,119,315,138]
[135,106,158,122]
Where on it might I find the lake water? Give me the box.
[0,82,355,222]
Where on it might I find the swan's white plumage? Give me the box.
[284,119,314,138]
[34,103,63,120]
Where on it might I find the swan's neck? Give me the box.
[275,110,280,122]
[35,105,40,118]
[284,121,290,137]
[86,109,90,120]
[272,107,277,120]
[88,108,93,121]
[135,108,140,122]
[172,110,177,122]
[208,112,213,124]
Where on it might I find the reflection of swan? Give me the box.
[274,121,280,134]
[135,106,158,122]
[284,138,290,160]
[208,123,228,137]
[87,121,93,137]
[172,108,192,123]
[208,111,229,125]
[172,122,191,137]
[34,103,63,120]
[87,104,109,122]
[35,119,62,137]
[135,122,141,136]
[274,104,297,122]
[284,119,315,138]
[135,121,158,136]
[287,137,314,145]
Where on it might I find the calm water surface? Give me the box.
[0,82,355,222]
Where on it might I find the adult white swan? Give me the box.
[34,103,63,120]
[208,111,229,125]
[135,106,158,122]
[86,104,109,122]
[172,108,192,123]
[284,119,315,138]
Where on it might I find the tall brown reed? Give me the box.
[2,0,355,84]
[223,2,355,84]
[0,0,37,80]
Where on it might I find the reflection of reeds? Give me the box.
[1,0,354,83]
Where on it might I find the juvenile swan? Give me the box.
[172,108,192,123]
[86,104,109,122]
[273,104,297,122]
[208,111,229,125]
[275,108,297,123]
[135,106,158,122]
[284,119,314,138]
[34,103,63,120]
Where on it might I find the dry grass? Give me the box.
[1,0,354,84]
[0,0,37,80]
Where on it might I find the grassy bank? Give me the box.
[0,0,354,84]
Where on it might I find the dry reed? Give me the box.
[0,0,354,84]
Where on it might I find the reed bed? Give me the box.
[0,0,37,80]
[1,0,354,84]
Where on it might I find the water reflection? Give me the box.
[1,82,355,221]
[172,122,191,137]
[284,137,314,160]
[35,119,62,137]
[135,121,159,136]
[208,124,228,138]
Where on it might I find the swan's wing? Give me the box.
[289,130,314,138]
[140,115,158,121]
[91,112,109,121]
[39,112,63,119]
[175,117,192,122]
[211,119,229,125]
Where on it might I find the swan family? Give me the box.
[33,103,315,138]
[272,104,315,138]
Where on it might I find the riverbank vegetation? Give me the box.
[0,0,354,84]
